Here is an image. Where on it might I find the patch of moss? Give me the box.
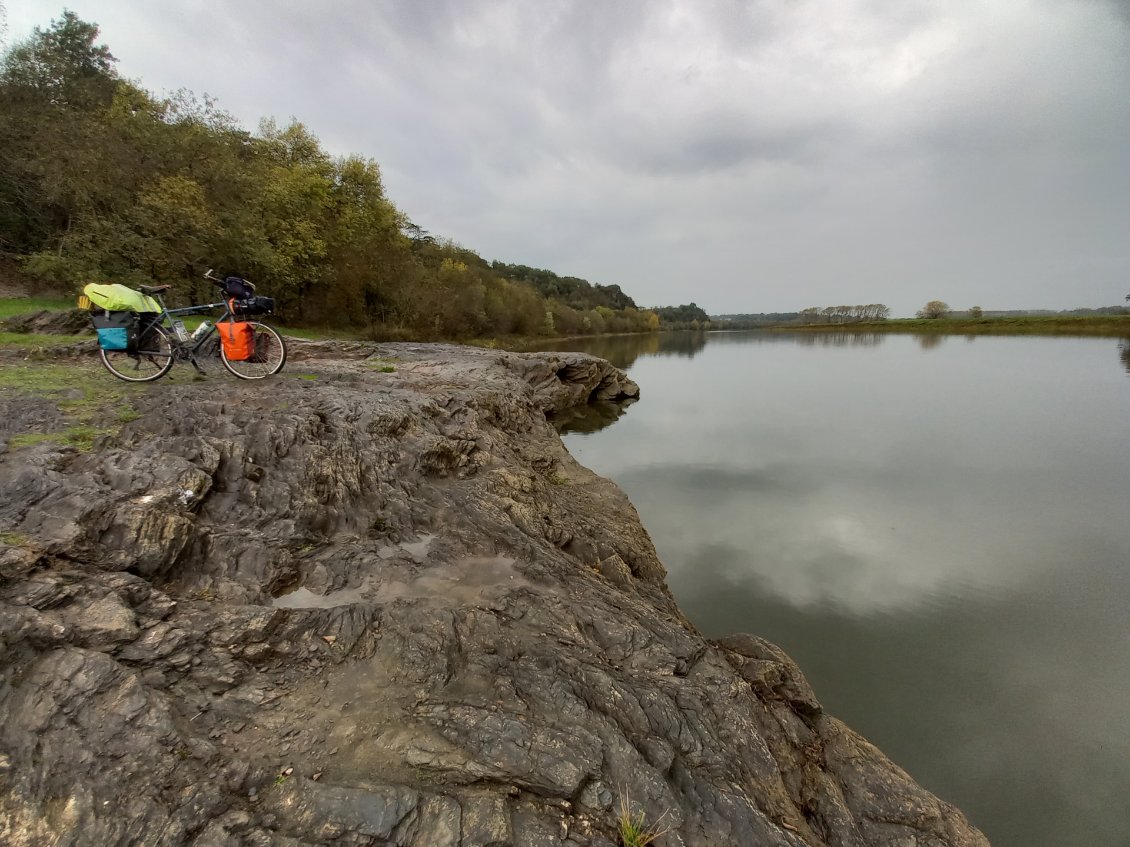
[0,531,31,547]
[364,356,399,374]
[9,424,113,452]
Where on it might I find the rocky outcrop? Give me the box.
[0,342,987,846]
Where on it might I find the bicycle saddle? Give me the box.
[139,284,172,294]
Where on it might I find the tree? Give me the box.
[969,305,983,318]
[917,300,950,319]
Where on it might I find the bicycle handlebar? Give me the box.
[203,268,253,291]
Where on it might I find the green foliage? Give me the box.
[651,303,709,328]
[0,11,689,341]
[797,304,891,324]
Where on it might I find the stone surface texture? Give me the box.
[0,341,988,846]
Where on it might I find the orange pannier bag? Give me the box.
[218,321,254,361]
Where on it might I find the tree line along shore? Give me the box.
[4,13,1123,347]
[0,13,711,342]
[765,314,1130,337]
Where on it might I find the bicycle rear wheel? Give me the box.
[220,322,287,380]
[100,324,174,382]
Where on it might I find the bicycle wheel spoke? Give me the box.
[220,322,287,380]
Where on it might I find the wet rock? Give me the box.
[0,342,987,847]
[716,633,823,717]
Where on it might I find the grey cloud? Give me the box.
[10,0,1130,313]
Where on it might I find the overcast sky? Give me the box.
[6,1,1130,315]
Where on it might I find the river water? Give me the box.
[523,330,1130,847]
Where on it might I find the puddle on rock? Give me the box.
[375,555,525,604]
[272,584,370,609]
[378,533,436,562]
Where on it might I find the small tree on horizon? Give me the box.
[969,305,983,318]
[917,300,950,319]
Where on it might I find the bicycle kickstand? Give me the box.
[189,356,207,376]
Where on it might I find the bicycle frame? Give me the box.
[148,295,244,369]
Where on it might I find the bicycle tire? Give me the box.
[219,322,287,380]
[100,324,175,382]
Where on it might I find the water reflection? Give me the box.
[916,333,945,350]
[785,331,885,347]
[549,398,637,435]
[554,330,1130,847]
[519,331,707,369]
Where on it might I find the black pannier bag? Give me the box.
[135,312,162,348]
[90,310,138,352]
[223,276,255,299]
[231,296,275,316]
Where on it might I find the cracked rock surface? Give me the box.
[0,341,988,846]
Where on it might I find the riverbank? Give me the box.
[0,340,987,846]
[782,314,1130,337]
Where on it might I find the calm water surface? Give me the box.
[526,331,1130,847]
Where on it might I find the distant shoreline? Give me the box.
[772,315,1130,337]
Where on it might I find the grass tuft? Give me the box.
[617,789,670,847]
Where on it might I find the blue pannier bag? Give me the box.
[91,310,138,352]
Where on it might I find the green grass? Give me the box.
[364,358,397,373]
[9,424,112,452]
[0,362,94,392]
[617,791,669,847]
[0,331,91,347]
[0,297,74,319]
[787,315,1130,337]
[1,362,142,452]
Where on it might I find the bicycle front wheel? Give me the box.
[220,322,287,380]
[100,324,175,382]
